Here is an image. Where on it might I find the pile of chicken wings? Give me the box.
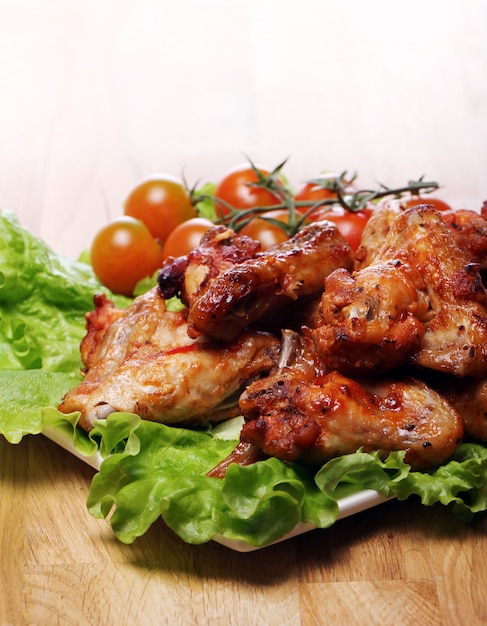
[59,199,487,473]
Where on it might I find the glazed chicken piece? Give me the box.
[441,208,487,272]
[209,330,464,476]
[58,287,279,431]
[158,225,261,307]
[354,199,403,270]
[434,376,487,442]
[237,366,464,471]
[79,293,124,369]
[186,221,354,342]
[355,199,487,271]
[312,205,487,377]
[313,262,429,373]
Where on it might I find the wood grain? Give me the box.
[1,1,487,624]
[2,435,486,625]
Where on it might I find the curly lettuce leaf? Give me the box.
[0,370,81,442]
[0,210,130,441]
[84,413,487,547]
[315,444,487,522]
[194,181,218,221]
[392,444,487,519]
[87,416,236,544]
[41,407,100,457]
[86,415,339,547]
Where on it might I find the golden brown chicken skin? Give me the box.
[356,199,487,271]
[186,221,354,342]
[314,262,429,373]
[58,287,279,431]
[238,368,464,471]
[158,225,261,307]
[312,206,487,377]
[434,376,487,442]
[79,293,125,370]
[441,208,487,272]
[354,199,403,270]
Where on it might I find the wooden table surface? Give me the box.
[1,435,486,625]
[1,2,487,624]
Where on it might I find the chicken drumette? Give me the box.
[355,199,487,271]
[208,331,464,475]
[312,205,487,377]
[238,368,463,471]
[159,221,354,342]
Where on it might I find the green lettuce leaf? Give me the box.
[194,181,218,221]
[42,407,100,457]
[0,210,130,372]
[83,413,487,547]
[315,444,487,522]
[0,370,81,442]
[0,210,130,441]
[86,415,336,546]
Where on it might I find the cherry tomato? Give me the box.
[162,217,215,260]
[91,217,164,297]
[124,174,197,243]
[214,164,282,217]
[295,173,354,219]
[310,206,372,251]
[295,180,338,209]
[239,210,291,250]
[402,195,453,212]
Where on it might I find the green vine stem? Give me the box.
[191,160,440,238]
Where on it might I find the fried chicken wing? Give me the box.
[354,199,402,270]
[79,293,124,369]
[238,368,463,471]
[186,221,354,342]
[441,208,487,271]
[356,200,487,271]
[314,263,429,372]
[158,225,260,306]
[312,205,487,377]
[434,376,487,442]
[58,287,279,430]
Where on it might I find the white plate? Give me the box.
[42,426,392,552]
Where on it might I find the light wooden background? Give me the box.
[1,1,487,624]
[0,0,486,259]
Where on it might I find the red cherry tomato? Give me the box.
[295,180,338,210]
[310,205,372,251]
[161,217,215,260]
[295,173,355,218]
[402,195,453,212]
[214,164,282,217]
[124,174,197,243]
[91,217,164,296]
[239,210,291,250]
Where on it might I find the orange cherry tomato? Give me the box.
[295,173,355,218]
[161,218,215,260]
[214,164,282,217]
[124,174,197,243]
[239,209,291,250]
[402,195,453,212]
[91,217,164,297]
